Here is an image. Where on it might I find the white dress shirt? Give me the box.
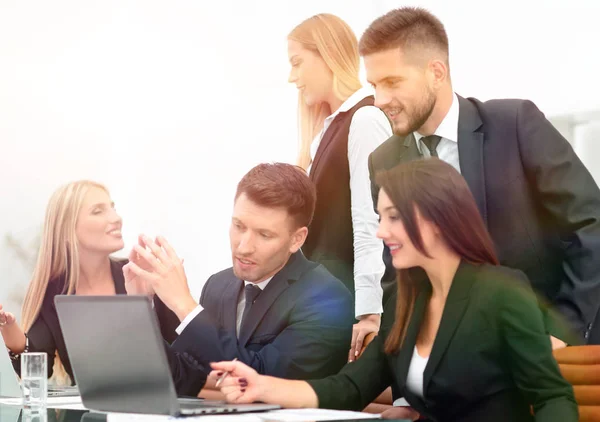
[308,87,391,317]
[415,93,461,174]
[406,347,429,399]
[175,277,273,336]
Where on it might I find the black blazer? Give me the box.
[368,96,600,345]
[12,259,180,382]
[308,262,578,422]
[168,252,354,390]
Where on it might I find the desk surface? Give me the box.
[0,404,411,422]
[0,405,90,422]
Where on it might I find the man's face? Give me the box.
[229,193,306,283]
[365,48,437,137]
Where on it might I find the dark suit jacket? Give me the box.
[309,262,578,422]
[168,251,354,392]
[12,259,180,382]
[368,96,600,345]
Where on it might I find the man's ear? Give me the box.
[289,226,308,253]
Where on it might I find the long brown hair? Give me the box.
[376,159,498,354]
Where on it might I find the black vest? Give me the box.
[303,96,375,295]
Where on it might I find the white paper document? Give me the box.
[106,408,380,421]
[0,395,83,408]
[256,408,381,421]
[107,413,262,421]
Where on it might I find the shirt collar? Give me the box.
[244,277,272,291]
[415,92,460,152]
[324,86,374,123]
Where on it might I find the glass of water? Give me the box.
[21,352,47,408]
[21,407,48,422]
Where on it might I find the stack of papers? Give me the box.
[0,395,84,409]
[106,408,380,421]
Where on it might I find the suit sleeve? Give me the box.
[153,296,181,344]
[161,276,214,396]
[307,334,392,410]
[172,284,353,380]
[14,314,57,378]
[163,341,208,397]
[499,271,578,422]
[517,100,600,343]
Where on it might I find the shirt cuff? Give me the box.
[354,284,384,318]
[175,304,204,335]
[393,397,410,407]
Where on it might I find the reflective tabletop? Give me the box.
[0,403,408,421]
[0,405,103,422]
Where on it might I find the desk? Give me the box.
[0,403,410,422]
[0,405,90,422]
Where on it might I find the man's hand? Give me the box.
[550,335,567,350]
[348,313,381,362]
[123,235,197,321]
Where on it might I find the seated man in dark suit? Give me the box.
[123,163,354,396]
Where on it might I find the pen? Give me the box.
[215,358,238,387]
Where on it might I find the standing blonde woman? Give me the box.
[0,180,178,385]
[287,14,392,359]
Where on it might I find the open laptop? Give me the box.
[54,295,280,416]
[0,336,79,399]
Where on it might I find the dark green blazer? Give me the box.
[308,261,578,422]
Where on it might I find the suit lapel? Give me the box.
[423,261,476,393]
[457,96,488,225]
[222,279,242,334]
[238,252,309,345]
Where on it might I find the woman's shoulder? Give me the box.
[350,103,389,125]
[110,257,129,271]
[470,263,534,299]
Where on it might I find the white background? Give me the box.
[1,0,599,314]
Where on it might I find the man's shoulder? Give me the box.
[371,134,403,159]
[202,267,237,296]
[296,261,353,299]
[463,96,538,122]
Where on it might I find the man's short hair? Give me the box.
[359,7,449,63]
[235,163,317,229]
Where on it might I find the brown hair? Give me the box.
[359,7,449,64]
[376,159,498,353]
[235,163,317,229]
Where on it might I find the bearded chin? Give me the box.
[394,91,437,137]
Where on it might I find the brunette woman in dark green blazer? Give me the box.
[209,159,577,422]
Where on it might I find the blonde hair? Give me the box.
[21,180,108,385]
[288,14,362,170]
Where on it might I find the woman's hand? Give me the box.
[209,360,265,404]
[348,314,380,362]
[381,406,420,420]
[0,304,17,328]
